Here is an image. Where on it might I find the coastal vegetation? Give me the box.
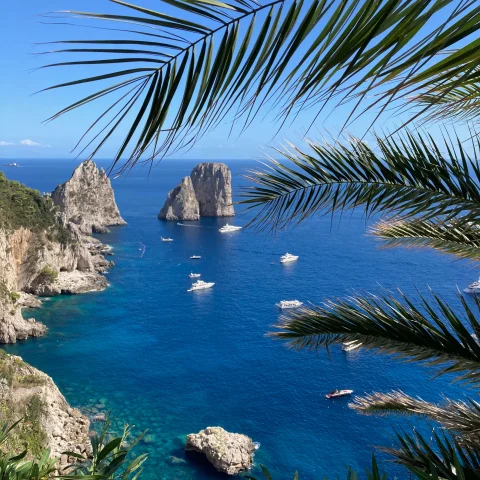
[33,0,480,478]
[0,173,71,244]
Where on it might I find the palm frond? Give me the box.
[411,68,480,123]
[384,429,480,479]
[271,289,480,385]
[351,390,480,448]
[370,218,480,261]
[40,0,480,169]
[242,131,480,231]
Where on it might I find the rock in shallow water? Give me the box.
[185,426,255,475]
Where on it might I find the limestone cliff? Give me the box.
[0,351,90,471]
[52,160,126,235]
[159,163,234,221]
[190,163,235,217]
[158,176,200,221]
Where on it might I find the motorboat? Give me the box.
[342,341,362,352]
[280,253,299,263]
[189,273,201,278]
[276,300,303,309]
[464,277,480,293]
[187,280,215,292]
[190,255,201,259]
[325,389,353,399]
[161,237,174,242]
[219,224,242,233]
[2,162,19,167]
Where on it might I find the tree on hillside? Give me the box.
[41,0,480,478]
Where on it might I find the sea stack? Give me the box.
[190,163,234,217]
[52,160,126,235]
[185,427,256,475]
[158,162,234,221]
[158,176,200,221]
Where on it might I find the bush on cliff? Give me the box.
[36,266,58,285]
[0,172,71,244]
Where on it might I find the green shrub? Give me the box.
[37,267,58,285]
[0,172,71,244]
[9,292,20,304]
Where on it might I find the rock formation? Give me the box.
[190,163,234,217]
[0,351,90,471]
[185,427,255,475]
[159,163,234,221]
[52,160,126,235]
[158,176,200,221]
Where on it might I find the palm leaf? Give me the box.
[39,0,480,169]
[271,289,480,385]
[351,390,480,448]
[370,218,480,261]
[242,131,480,231]
[383,429,480,479]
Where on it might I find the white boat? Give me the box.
[2,162,19,167]
[280,253,299,263]
[190,255,201,260]
[161,237,174,242]
[464,277,480,293]
[187,280,215,292]
[276,300,303,309]
[189,273,201,278]
[219,224,242,233]
[342,341,362,352]
[325,389,353,399]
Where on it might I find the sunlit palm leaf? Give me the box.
[384,429,480,479]
[41,0,480,169]
[351,390,480,448]
[242,131,480,231]
[370,219,480,261]
[272,290,480,385]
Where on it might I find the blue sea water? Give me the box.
[1,158,477,479]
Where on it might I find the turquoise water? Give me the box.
[2,159,477,479]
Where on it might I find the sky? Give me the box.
[0,0,472,162]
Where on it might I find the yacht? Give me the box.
[219,224,242,233]
[325,389,353,399]
[161,237,174,242]
[464,277,480,293]
[2,162,19,167]
[190,255,201,260]
[189,273,201,278]
[276,300,303,309]
[342,341,362,352]
[187,280,215,292]
[280,253,299,263]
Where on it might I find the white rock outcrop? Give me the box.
[52,160,126,235]
[159,163,234,221]
[158,176,200,221]
[186,426,255,475]
[190,163,234,217]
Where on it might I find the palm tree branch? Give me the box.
[271,289,480,385]
[241,132,480,231]
[369,218,480,261]
[40,0,480,168]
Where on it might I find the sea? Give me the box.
[1,158,477,480]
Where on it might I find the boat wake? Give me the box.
[176,223,215,229]
[111,242,146,259]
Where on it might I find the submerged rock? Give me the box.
[185,426,255,475]
[190,163,234,217]
[52,160,126,235]
[158,176,200,221]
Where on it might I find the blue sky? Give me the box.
[0,0,471,161]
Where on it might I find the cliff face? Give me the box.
[190,163,234,217]
[0,351,90,471]
[159,162,234,221]
[158,176,200,221]
[52,160,126,235]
